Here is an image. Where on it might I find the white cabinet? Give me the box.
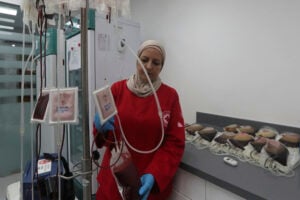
[169,168,245,200]
[169,188,192,200]
[206,181,245,200]
[170,168,205,200]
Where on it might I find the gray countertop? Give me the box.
[181,143,300,200]
[180,112,300,200]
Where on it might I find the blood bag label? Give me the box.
[49,87,79,124]
[38,159,52,174]
[93,85,117,124]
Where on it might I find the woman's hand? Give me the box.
[94,112,114,133]
[139,174,155,200]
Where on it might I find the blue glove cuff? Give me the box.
[94,112,114,133]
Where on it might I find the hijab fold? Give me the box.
[127,74,161,97]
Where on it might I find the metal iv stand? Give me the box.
[81,0,92,199]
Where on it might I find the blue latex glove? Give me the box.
[94,112,114,133]
[139,174,155,200]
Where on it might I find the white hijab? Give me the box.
[126,40,165,97]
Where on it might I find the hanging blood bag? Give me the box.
[110,142,141,200]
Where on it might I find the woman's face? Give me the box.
[137,47,163,83]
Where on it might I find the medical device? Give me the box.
[223,156,238,167]
[23,153,75,200]
[20,1,140,199]
[25,26,66,157]
[65,10,141,195]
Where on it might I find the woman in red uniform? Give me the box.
[93,40,185,200]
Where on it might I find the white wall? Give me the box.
[131,0,300,128]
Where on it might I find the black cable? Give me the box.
[55,124,66,178]
[38,6,43,95]
[43,6,47,88]
[33,3,45,198]
[53,124,66,200]
[33,123,42,199]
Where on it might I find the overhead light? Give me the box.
[65,21,80,29]
[0,6,17,16]
[74,23,80,29]
[0,17,15,23]
[0,25,14,30]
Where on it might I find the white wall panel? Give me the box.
[131,0,300,127]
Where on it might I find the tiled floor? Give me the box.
[0,173,20,200]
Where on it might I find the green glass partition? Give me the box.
[0,33,34,176]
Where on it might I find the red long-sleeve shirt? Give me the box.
[93,80,185,200]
